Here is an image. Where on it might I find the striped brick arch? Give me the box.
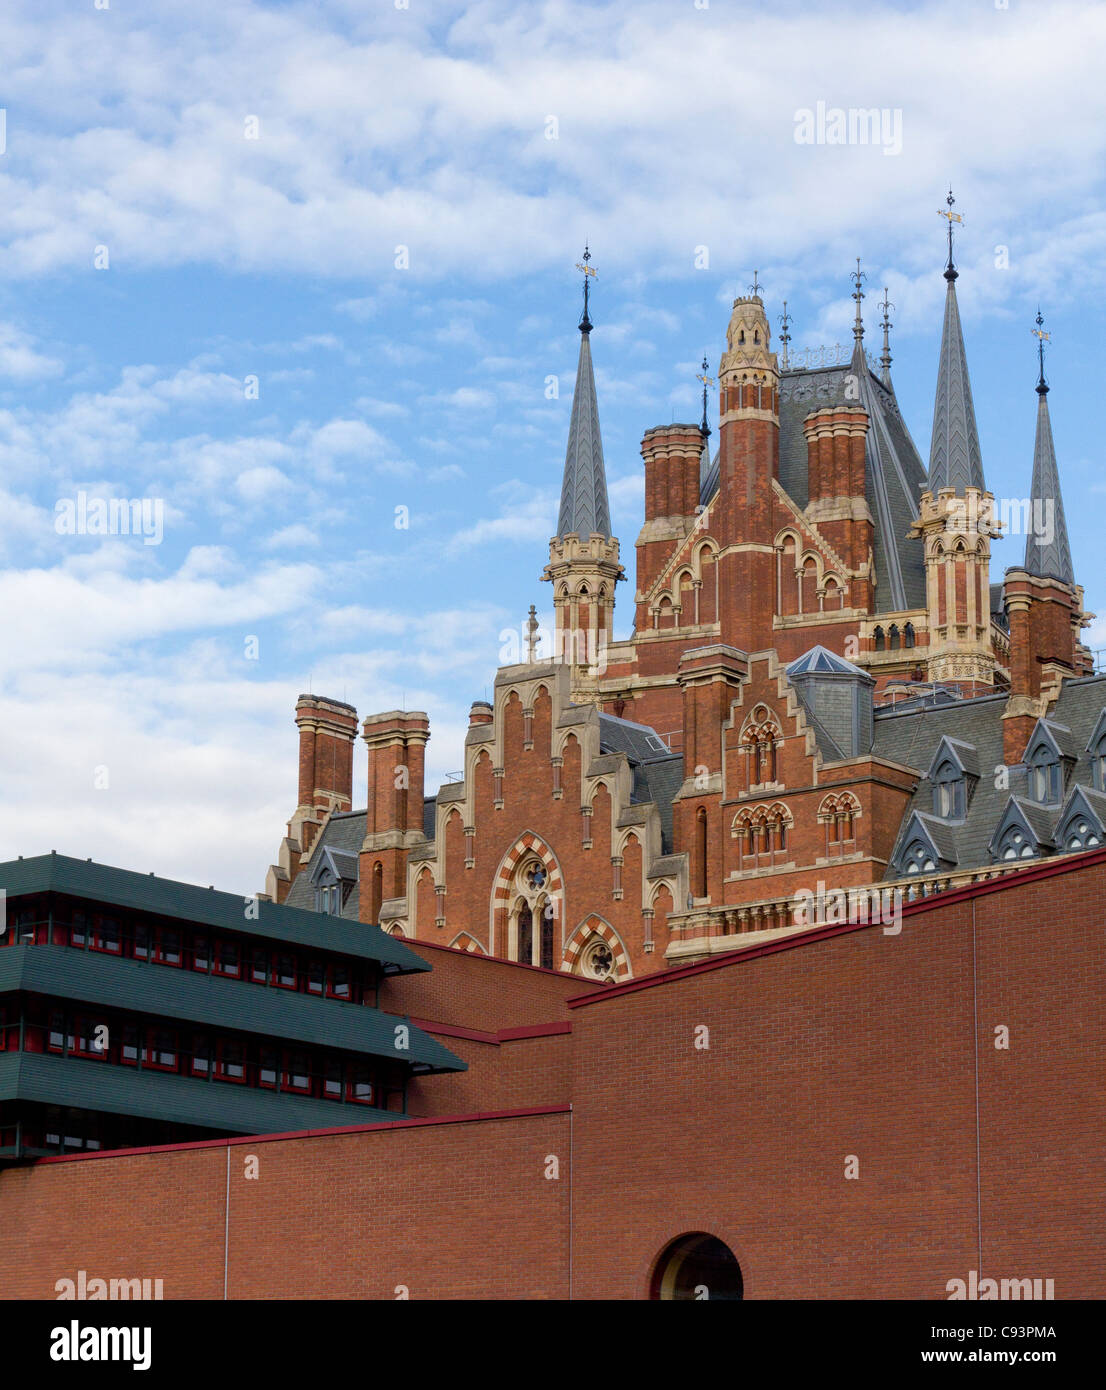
[448,931,486,955]
[491,833,564,906]
[490,832,564,955]
[563,914,630,981]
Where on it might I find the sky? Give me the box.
[1,0,1104,894]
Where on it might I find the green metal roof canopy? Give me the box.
[0,946,464,1074]
[0,854,428,974]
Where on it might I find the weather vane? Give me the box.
[696,355,715,434]
[525,604,540,663]
[748,270,762,297]
[778,301,792,370]
[575,243,598,330]
[938,188,964,277]
[1032,308,1051,394]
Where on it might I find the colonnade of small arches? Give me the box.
[650,540,719,630]
[775,530,846,615]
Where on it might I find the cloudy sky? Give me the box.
[1,0,1104,894]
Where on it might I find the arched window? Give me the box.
[540,901,554,970]
[1061,814,1102,853]
[873,626,885,652]
[996,824,1036,861]
[582,937,613,981]
[695,807,708,899]
[1094,734,1106,792]
[889,624,900,651]
[516,902,533,964]
[1029,745,1063,804]
[901,840,938,875]
[932,760,965,820]
[904,622,916,649]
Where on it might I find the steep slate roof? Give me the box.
[597,713,683,853]
[701,357,928,613]
[0,851,423,973]
[556,324,612,539]
[927,271,986,493]
[285,810,366,919]
[1024,381,1075,584]
[874,674,1106,879]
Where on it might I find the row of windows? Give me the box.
[873,623,916,652]
[2,1007,403,1110]
[1,900,379,1007]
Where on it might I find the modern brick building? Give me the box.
[2,847,1103,1299]
[0,854,463,1162]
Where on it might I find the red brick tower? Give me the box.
[360,711,430,923]
[1002,314,1093,763]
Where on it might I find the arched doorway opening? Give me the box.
[650,1232,743,1301]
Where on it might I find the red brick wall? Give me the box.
[4,856,1100,1301]
[1,1111,571,1301]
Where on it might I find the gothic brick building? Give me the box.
[267,211,1101,985]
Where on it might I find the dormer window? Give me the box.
[997,824,1035,861]
[932,760,965,820]
[1028,745,1063,804]
[901,840,937,875]
[1094,734,1106,793]
[315,878,343,915]
[1062,816,1101,852]
[925,737,978,822]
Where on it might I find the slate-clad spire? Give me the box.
[1024,311,1074,584]
[556,246,612,539]
[927,191,986,493]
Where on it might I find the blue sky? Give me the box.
[1,0,1104,893]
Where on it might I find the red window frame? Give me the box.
[70,911,89,948]
[47,1010,71,1054]
[258,1048,279,1090]
[72,1015,109,1061]
[346,1066,375,1106]
[191,1035,211,1077]
[214,939,241,979]
[282,1050,312,1095]
[120,1024,141,1066]
[326,963,352,1001]
[133,923,152,961]
[215,1039,246,1084]
[191,934,212,973]
[153,927,182,967]
[89,915,122,955]
[306,961,325,996]
[322,1059,343,1100]
[145,1027,178,1072]
[271,954,298,990]
[249,947,269,985]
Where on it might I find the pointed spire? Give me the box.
[778,301,792,371]
[1024,311,1074,585]
[556,247,612,539]
[927,191,985,493]
[878,288,894,387]
[851,259,866,344]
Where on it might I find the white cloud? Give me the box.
[0,322,63,380]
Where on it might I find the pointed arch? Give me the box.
[448,931,486,955]
[563,914,631,981]
[490,831,565,960]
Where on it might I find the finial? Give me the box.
[938,188,963,281]
[878,287,894,384]
[778,301,792,371]
[748,270,762,298]
[575,243,598,333]
[696,355,715,435]
[851,258,867,342]
[1032,307,1051,396]
[525,604,540,662]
